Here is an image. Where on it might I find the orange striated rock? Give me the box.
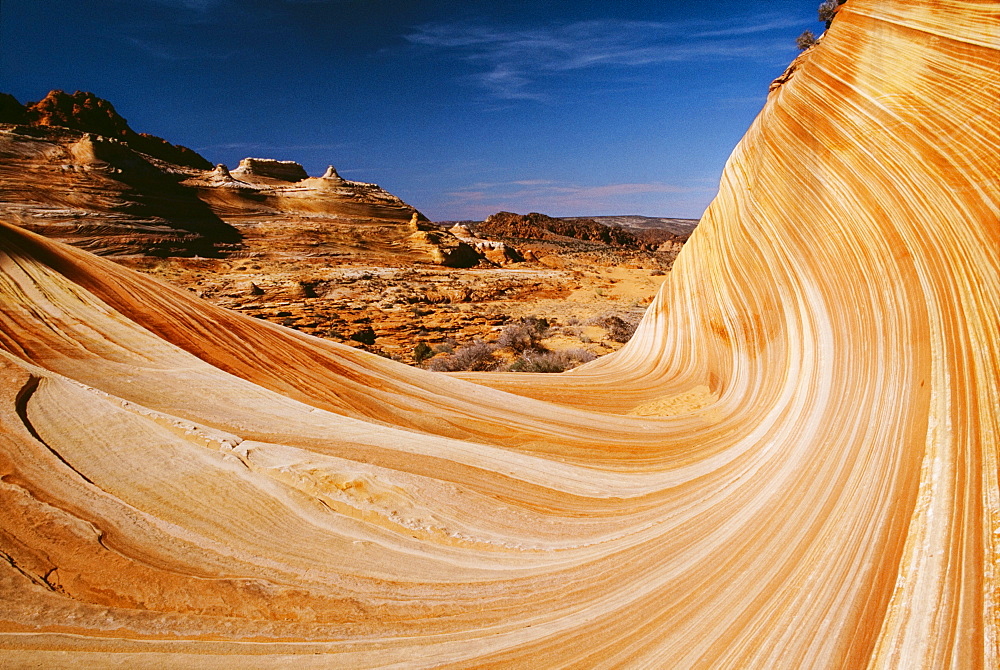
[22,89,211,169]
[0,1,998,667]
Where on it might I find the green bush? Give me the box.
[413,342,434,364]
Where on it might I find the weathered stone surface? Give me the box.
[0,2,997,667]
[0,124,239,256]
[0,122,426,258]
[15,89,212,169]
[321,164,345,181]
[231,157,309,182]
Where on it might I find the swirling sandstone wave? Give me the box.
[0,0,997,667]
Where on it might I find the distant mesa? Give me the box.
[231,157,309,182]
[476,211,694,250]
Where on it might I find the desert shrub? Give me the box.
[796,30,817,50]
[349,326,377,345]
[591,315,639,344]
[507,348,596,373]
[433,340,456,355]
[428,340,498,371]
[413,342,434,364]
[496,316,550,353]
[818,0,844,25]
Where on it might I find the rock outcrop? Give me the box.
[0,105,430,260]
[448,221,524,265]
[231,157,309,182]
[9,89,212,169]
[407,212,480,267]
[321,164,345,182]
[0,123,239,256]
[0,93,27,124]
[480,210,653,249]
[0,2,998,667]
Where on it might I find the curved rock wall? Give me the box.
[0,1,997,667]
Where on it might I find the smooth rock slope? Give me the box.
[0,0,998,667]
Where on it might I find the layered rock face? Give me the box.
[18,89,211,169]
[0,2,998,668]
[231,157,310,182]
[0,124,240,256]
[480,210,652,248]
[0,92,434,260]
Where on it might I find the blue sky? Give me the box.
[1,1,823,220]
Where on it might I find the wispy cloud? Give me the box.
[407,16,807,101]
[440,179,716,218]
[194,141,351,167]
[691,17,809,38]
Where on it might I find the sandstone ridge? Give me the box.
[2,89,211,169]
[0,2,997,665]
[0,93,448,262]
[231,157,309,182]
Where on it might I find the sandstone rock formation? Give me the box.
[0,124,239,256]
[480,210,649,247]
[448,221,525,265]
[0,113,435,261]
[0,93,27,124]
[231,157,310,182]
[407,213,481,268]
[0,2,998,667]
[321,164,345,182]
[13,89,211,169]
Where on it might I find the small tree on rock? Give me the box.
[796,30,818,51]
[819,0,845,27]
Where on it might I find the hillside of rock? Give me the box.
[478,210,653,248]
[0,91,442,261]
[7,89,211,169]
[0,124,240,256]
[0,91,686,361]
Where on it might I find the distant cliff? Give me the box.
[477,211,693,250]
[480,211,647,247]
